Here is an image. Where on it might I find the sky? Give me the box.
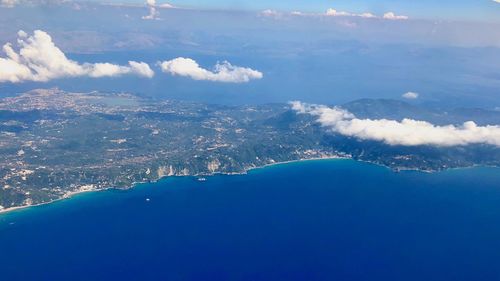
[1,0,500,108]
[113,0,500,22]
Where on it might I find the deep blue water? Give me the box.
[1,159,500,281]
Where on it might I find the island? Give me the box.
[1,89,499,211]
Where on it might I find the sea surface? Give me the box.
[1,159,500,281]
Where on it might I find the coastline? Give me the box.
[0,156,345,216]
[0,156,497,216]
[219,156,348,175]
[0,188,109,216]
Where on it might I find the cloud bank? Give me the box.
[326,9,408,20]
[0,30,154,83]
[291,101,500,147]
[267,8,406,20]
[325,8,352,17]
[159,57,263,83]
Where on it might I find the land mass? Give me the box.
[1,89,499,211]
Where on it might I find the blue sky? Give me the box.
[1,0,500,107]
[115,0,500,22]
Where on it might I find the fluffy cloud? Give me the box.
[359,12,377,19]
[291,101,500,147]
[87,61,154,78]
[383,12,409,20]
[402,92,419,99]
[159,57,263,83]
[142,0,173,20]
[0,30,154,83]
[325,8,352,17]
[142,0,159,20]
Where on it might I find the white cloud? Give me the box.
[142,0,159,20]
[325,8,402,19]
[402,92,419,99]
[325,8,352,17]
[359,12,377,18]
[142,0,173,20]
[291,101,500,147]
[383,12,409,20]
[260,8,408,21]
[159,57,263,83]
[88,61,154,78]
[0,30,154,83]
[260,9,280,17]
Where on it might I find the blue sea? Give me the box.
[1,159,500,281]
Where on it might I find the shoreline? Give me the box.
[0,156,497,216]
[0,156,346,216]
[0,188,108,216]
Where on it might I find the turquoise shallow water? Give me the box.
[1,159,500,281]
